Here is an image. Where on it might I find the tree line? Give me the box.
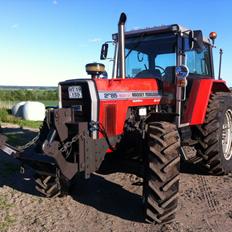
[0,89,58,101]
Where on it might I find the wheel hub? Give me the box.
[222,109,232,160]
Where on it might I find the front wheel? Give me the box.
[34,172,70,198]
[143,122,180,224]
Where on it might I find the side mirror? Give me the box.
[176,65,189,79]
[193,30,204,52]
[100,43,109,60]
[176,65,189,101]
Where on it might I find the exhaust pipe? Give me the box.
[118,12,127,79]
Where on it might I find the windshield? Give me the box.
[125,34,177,79]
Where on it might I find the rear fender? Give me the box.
[183,79,230,125]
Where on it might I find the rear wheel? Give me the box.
[143,122,180,224]
[196,92,232,174]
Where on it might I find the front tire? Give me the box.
[196,92,232,174]
[144,122,180,224]
[34,173,70,198]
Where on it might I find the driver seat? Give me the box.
[163,66,175,83]
[135,69,162,79]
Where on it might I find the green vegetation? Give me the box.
[0,89,58,109]
[0,108,42,128]
[0,89,57,128]
[0,100,57,109]
[0,89,58,101]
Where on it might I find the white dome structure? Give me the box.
[11,101,26,117]
[22,101,46,121]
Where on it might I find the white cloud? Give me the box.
[88,38,101,43]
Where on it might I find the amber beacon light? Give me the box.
[209,32,217,45]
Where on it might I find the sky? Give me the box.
[0,0,232,86]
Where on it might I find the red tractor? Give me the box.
[0,13,232,224]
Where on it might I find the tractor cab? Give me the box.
[101,24,214,83]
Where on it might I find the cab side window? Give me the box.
[185,45,212,76]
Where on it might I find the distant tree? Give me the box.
[0,89,58,101]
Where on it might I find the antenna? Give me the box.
[218,49,223,80]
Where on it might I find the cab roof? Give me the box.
[112,24,210,44]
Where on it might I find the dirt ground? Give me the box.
[0,124,232,232]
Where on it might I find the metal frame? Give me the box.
[175,34,185,126]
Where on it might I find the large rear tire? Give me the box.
[196,92,232,174]
[144,122,180,224]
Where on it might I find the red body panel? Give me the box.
[95,79,161,137]
[94,78,230,137]
[183,79,230,125]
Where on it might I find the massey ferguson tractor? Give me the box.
[0,13,232,224]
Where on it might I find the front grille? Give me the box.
[60,81,91,122]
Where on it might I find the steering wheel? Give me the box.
[154,65,166,76]
[134,65,166,79]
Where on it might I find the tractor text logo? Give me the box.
[103,92,118,99]
[99,91,161,100]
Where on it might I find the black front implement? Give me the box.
[0,107,115,197]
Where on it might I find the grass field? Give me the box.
[0,100,57,109]
[0,108,42,128]
[0,100,57,129]
[0,88,57,128]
